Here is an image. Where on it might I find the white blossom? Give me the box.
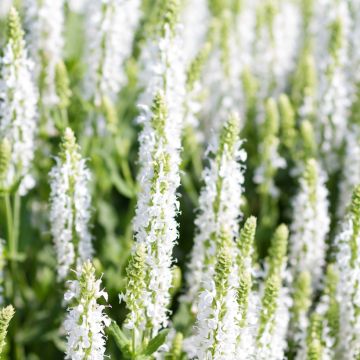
[23,0,64,107]
[289,159,330,289]
[49,128,93,281]
[335,186,360,358]
[0,7,38,195]
[64,261,110,360]
[84,0,142,106]
[129,91,182,335]
[184,114,246,311]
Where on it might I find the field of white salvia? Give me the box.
[1,0,360,359]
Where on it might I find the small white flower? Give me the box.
[64,261,110,360]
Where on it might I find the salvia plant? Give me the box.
[2,1,360,359]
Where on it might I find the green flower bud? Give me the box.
[278,94,296,150]
[300,120,317,160]
[291,271,312,322]
[170,266,182,297]
[306,313,323,360]
[186,42,212,92]
[55,60,72,110]
[7,7,24,58]
[237,216,257,326]
[267,224,288,275]
[264,98,280,137]
[166,332,183,360]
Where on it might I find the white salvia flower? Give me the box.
[296,266,339,360]
[255,225,290,360]
[84,0,142,106]
[289,158,330,289]
[0,7,38,195]
[193,237,239,360]
[23,0,64,107]
[335,185,360,358]
[315,2,351,172]
[49,128,93,281]
[64,261,110,360]
[184,114,246,311]
[235,217,259,359]
[128,91,181,335]
[254,99,285,198]
[252,0,300,101]
[138,1,186,130]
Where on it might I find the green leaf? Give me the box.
[107,321,132,359]
[142,329,170,356]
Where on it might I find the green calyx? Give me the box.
[291,271,312,325]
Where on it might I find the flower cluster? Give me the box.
[49,128,93,281]
[64,261,110,360]
[0,7,38,195]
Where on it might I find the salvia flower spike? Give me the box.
[49,127,93,281]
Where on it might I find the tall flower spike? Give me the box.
[185,113,246,311]
[194,230,238,360]
[279,94,296,151]
[0,305,15,355]
[55,60,72,111]
[0,7,38,195]
[256,224,290,360]
[314,265,339,359]
[127,91,182,336]
[122,242,147,351]
[24,0,64,107]
[138,0,185,135]
[49,128,93,281]
[254,98,285,201]
[316,3,351,173]
[335,185,360,358]
[288,271,312,357]
[84,0,142,107]
[236,216,258,357]
[64,261,110,360]
[289,158,330,289]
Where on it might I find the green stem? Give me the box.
[4,194,14,256]
[13,193,20,258]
